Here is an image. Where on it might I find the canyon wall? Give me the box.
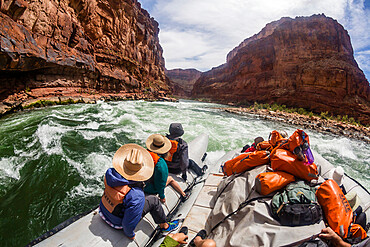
[0,0,169,112]
[192,15,370,125]
[166,68,201,97]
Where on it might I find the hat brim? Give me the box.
[146,135,172,154]
[112,144,154,181]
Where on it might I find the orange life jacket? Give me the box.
[316,179,353,238]
[148,151,160,165]
[255,171,295,195]
[101,177,131,215]
[270,148,318,181]
[164,140,178,162]
[222,150,270,176]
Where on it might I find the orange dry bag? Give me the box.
[269,130,286,148]
[255,171,295,195]
[222,151,270,176]
[270,148,318,181]
[316,179,353,238]
[348,223,367,240]
[256,141,272,151]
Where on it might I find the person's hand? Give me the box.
[170,232,188,244]
[319,227,351,247]
[182,172,187,181]
[160,197,166,203]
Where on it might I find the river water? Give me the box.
[0,100,369,246]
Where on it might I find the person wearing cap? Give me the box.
[99,143,179,239]
[144,134,189,202]
[165,123,205,181]
[241,136,264,153]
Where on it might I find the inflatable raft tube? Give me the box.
[29,133,209,247]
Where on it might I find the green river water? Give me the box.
[0,100,369,246]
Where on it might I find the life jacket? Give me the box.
[316,179,353,238]
[222,150,270,177]
[101,176,131,217]
[270,148,318,181]
[148,151,160,165]
[255,171,295,195]
[164,140,179,162]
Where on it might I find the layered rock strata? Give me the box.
[0,0,169,115]
[166,68,201,97]
[192,15,370,125]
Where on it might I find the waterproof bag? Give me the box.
[222,151,270,176]
[271,181,322,226]
[268,130,286,148]
[255,171,295,195]
[256,141,272,151]
[271,148,318,181]
[316,179,353,238]
[281,129,315,164]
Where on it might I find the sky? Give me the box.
[138,0,370,81]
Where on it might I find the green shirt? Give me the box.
[160,235,179,247]
[144,157,168,199]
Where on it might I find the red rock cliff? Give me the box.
[166,68,201,97]
[192,15,370,125]
[0,0,169,105]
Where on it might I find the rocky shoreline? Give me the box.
[219,107,370,143]
[0,88,176,118]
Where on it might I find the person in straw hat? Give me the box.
[145,134,190,203]
[99,143,180,239]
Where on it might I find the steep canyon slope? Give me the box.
[192,15,370,125]
[0,0,169,114]
[166,68,201,97]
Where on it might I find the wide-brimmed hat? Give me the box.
[112,144,154,181]
[345,191,361,211]
[327,166,344,186]
[146,134,171,154]
[169,123,184,138]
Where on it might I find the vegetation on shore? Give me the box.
[247,102,364,127]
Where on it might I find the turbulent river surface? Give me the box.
[0,100,369,246]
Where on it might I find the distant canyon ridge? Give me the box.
[0,2,368,124]
[167,15,370,125]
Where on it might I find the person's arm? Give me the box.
[319,227,351,247]
[180,143,189,175]
[155,159,168,200]
[122,192,145,239]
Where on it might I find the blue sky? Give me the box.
[139,0,370,81]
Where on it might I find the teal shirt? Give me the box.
[144,157,168,199]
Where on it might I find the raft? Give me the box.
[30,133,209,247]
[203,149,370,247]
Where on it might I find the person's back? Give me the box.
[165,123,189,177]
[100,168,145,238]
[165,123,206,180]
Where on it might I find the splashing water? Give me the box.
[0,100,369,246]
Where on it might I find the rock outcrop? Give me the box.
[0,0,169,114]
[192,15,370,125]
[166,68,201,97]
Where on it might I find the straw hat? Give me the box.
[327,166,344,186]
[146,134,171,154]
[112,144,154,181]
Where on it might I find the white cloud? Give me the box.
[143,0,370,78]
